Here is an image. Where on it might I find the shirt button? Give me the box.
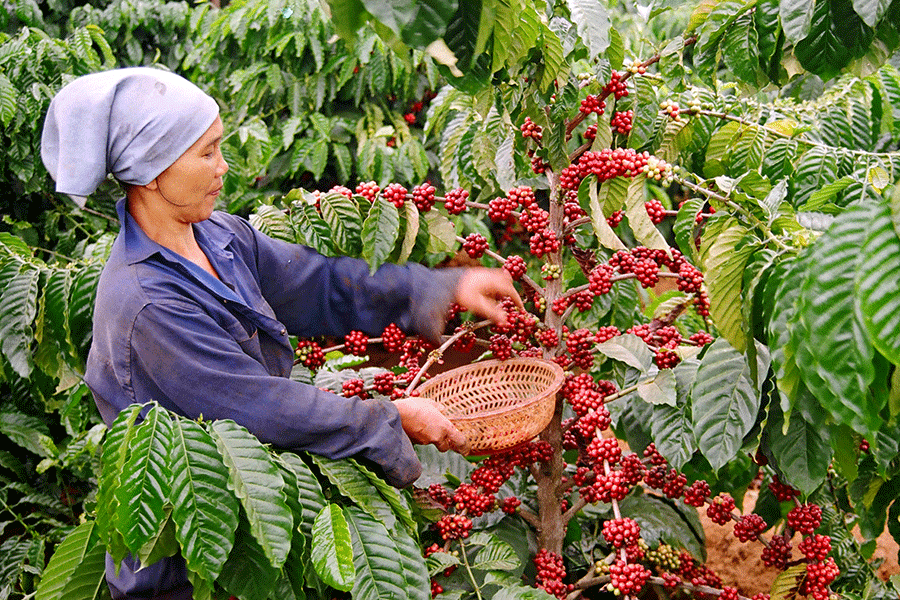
[280,329,286,336]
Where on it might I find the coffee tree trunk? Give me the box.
[536,170,567,554]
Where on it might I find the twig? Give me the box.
[406,320,492,393]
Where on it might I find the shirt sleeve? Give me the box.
[235,217,461,343]
[129,298,422,488]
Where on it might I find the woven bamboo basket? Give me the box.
[415,358,566,455]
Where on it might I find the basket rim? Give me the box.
[414,357,566,422]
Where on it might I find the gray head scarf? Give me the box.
[41,67,220,207]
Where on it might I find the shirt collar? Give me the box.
[117,197,235,266]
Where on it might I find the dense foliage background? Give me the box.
[3,0,900,598]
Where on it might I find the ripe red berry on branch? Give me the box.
[602,517,640,548]
[328,184,354,199]
[503,254,527,280]
[412,182,436,212]
[381,323,405,353]
[787,503,823,535]
[343,330,368,356]
[761,534,792,568]
[611,110,633,135]
[355,180,380,202]
[382,182,407,208]
[520,116,543,141]
[707,493,737,525]
[443,187,469,214]
[462,233,489,259]
[341,378,366,399]
[733,513,766,542]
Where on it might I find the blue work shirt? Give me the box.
[87,198,459,598]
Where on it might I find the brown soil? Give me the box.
[700,489,900,596]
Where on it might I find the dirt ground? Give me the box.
[700,489,900,596]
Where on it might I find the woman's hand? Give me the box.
[455,267,524,328]
[393,396,470,454]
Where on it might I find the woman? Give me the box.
[42,67,522,599]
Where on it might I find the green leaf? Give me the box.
[471,535,519,571]
[424,210,457,254]
[42,267,75,361]
[761,138,798,181]
[320,192,363,256]
[673,197,705,264]
[857,201,900,366]
[544,119,569,175]
[362,198,401,273]
[398,201,420,264]
[793,0,854,79]
[325,0,366,40]
[628,75,660,149]
[692,338,769,471]
[623,177,668,250]
[401,0,458,47]
[795,203,880,433]
[633,359,677,403]
[721,12,758,85]
[391,525,431,599]
[345,506,408,600]
[456,121,479,185]
[771,564,806,600]
[116,405,173,554]
[656,118,693,164]
[290,201,335,256]
[270,456,312,600]
[590,176,627,251]
[97,404,142,559]
[700,223,757,352]
[169,417,239,583]
[755,0,781,65]
[355,461,417,534]
[217,514,280,600]
[250,204,295,243]
[704,121,741,167]
[0,232,33,257]
[0,265,38,377]
[68,263,101,354]
[595,333,654,372]
[278,452,327,540]
[210,420,292,569]
[764,405,831,496]
[312,504,355,591]
[651,383,697,471]
[804,176,855,212]
[0,73,17,128]
[135,512,179,567]
[0,410,54,458]
[310,455,398,531]
[565,0,610,59]
[35,521,105,600]
[852,0,891,28]
[538,22,566,92]
[779,0,815,43]
[414,444,475,487]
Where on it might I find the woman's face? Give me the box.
[153,116,229,219]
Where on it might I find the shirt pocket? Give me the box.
[220,313,263,360]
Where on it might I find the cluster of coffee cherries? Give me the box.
[610,110,633,135]
[426,441,553,543]
[595,444,836,599]
[559,147,651,191]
